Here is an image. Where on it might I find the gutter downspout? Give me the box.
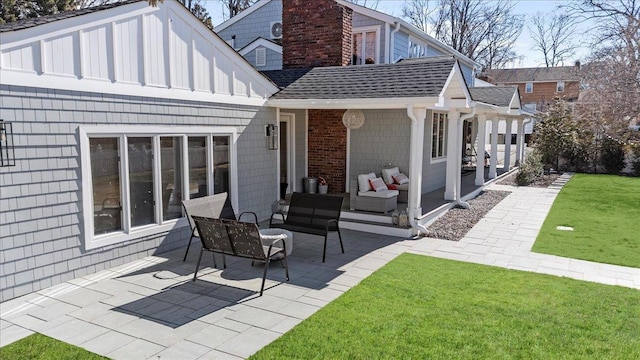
[456,105,477,209]
[389,22,401,63]
[406,105,429,236]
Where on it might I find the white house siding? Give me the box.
[349,109,411,180]
[0,85,276,302]
[217,0,283,50]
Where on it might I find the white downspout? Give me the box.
[406,105,429,236]
[456,105,477,209]
[389,22,401,63]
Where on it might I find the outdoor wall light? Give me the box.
[266,124,278,150]
[0,119,16,167]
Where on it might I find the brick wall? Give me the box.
[282,0,353,68]
[308,109,347,193]
[515,81,580,111]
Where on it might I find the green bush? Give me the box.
[516,150,544,185]
[631,145,640,177]
[600,137,625,174]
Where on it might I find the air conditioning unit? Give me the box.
[270,21,283,39]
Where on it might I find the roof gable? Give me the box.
[215,0,272,32]
[0,1,278,105]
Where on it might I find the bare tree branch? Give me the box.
[402,0,433,33]
[345,0,380,10]
[529,11,580,67]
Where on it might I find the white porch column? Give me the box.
[515,119,524,166]
[444,111,460,201]
[503,119,513,171]
[475,114,487,186]
[407,106,426,219]
[489,119,499,179]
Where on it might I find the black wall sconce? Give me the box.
[266,124,278,150]
[0,119,16,167]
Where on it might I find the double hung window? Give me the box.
[432,112,448,160]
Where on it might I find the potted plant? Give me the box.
[318,177,328,194]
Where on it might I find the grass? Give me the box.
[0,333,108,360]
[532,173,640,268]
[251,254,640,359]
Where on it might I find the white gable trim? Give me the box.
[214,0,272,32]
[0,1,278,105]
[238,38,282,56]
[437,61,472,109]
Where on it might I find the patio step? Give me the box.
[339,216,413,238]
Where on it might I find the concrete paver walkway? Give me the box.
[1,173,639,359]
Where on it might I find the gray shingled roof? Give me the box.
[266,57,457,100]
[485,66,581,83]
[469,86,519,107]
[0,0,143,33]
[261,68,313,89]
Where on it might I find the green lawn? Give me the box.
[0,333,108,360]
[532,173,640,268]
[251,254,640,359]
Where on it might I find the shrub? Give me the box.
[516,150,544,186]
[600,137,626,174]
[631,145,640,177]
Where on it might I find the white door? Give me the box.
[279,113,295,198]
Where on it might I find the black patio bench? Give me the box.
[191,216,289,296]
[269,192,344,263]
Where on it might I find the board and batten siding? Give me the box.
[0,1,276,106]
[0,85,277,302]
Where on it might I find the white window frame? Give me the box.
[80,125,238,250]
[431,112,448,163]
[525,82,533,93]
[556,81,565,92]
[255,47,266,67]
[524,103,537,111]
[351,25,381,65]
[408,36,429,59]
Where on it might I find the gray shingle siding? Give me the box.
[217,0,283,50]
[349,109,410,180]
[243,46,282,71]
[393,31,409,62]
[0,85,276,302]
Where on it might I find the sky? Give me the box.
[201,0,592,68]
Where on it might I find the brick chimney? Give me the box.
[282,0,353,69]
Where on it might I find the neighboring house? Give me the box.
[483,65,582,113]
[215,0,479,85]
[0,0,530,303]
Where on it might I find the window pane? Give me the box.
[160,137,184,221]
[442,116,448,156]
[91,138,122,235]
[365,31,376,64]
[128,137,154,227]
[213,136,230,194]
[432,116,438,158]
[352,33,363,65]
[188,137,208,199]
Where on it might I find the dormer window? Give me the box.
[525,82,533,93]
[352,27,380,65]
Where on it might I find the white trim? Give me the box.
[279,112,295,195]
[352,25,382,65]
[80,125,237,250]
[346,128,351,193]
[214,0,272,32]
[304,109,309,178]
[255,47,266,67]
[268,96,441,109]
[238,38,282,56]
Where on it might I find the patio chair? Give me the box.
[192,216,289,296]
[182,192,257,262]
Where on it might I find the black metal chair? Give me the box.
[192,216,289,296]
[182,192,257,262]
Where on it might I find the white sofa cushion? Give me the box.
[357,172,376,192]
[381,167,400,184]
[358,189,399,198]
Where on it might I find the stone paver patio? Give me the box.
[2,173,639,358]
